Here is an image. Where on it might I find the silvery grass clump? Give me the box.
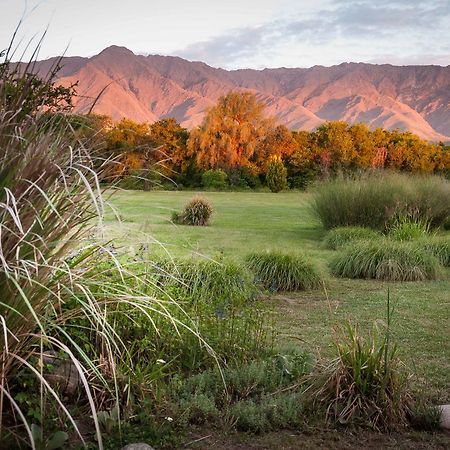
[330,238,443,281]
[0,43,207,449]
[324,226,380,250]
[245,251,322,292]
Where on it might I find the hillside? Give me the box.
[32,46,450,141]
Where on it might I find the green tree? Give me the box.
[266,155,288,193]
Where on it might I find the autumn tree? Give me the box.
[149,118,189,178]
[188,92,274,170]
[253,125,298,172]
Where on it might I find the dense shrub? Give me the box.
[266,155,288,193]
[245,251,322,291]
[330,238,443,281]
[172,195,213,226]
[418,235,450,267]
[311,172,450,230]
[201,169,228,190]
[324,226,380,250]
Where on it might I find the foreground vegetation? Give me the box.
[1,48,449,449]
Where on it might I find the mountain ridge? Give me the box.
[31,46,450,141]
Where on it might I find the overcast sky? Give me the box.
[2,0,449,69]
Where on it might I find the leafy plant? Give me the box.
[330,238,443,281]
[245,251,322,291]
[201,169,228,190]
[324,226,380,250]
[172,196,213,226]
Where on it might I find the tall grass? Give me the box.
[245,251,322,292]
[0,44,207,448]
[314,321,411,430]
[311,172,450,230]
[330,239,443,281]
[418,235,450,267]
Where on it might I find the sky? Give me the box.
[2,0,450,69]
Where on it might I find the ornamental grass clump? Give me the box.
[418,235,450,267]
[330,238,443,281]
[388,216,430,241]
[245,251,322,291]
[314,321,411,430]
[311,172,450,231]
[172,195,213,226]
[324,226,380,250]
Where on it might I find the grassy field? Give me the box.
[103,189,450,402]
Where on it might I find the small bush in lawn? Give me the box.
[201,169,228,190]
[172,195,213,226]
[324,226,380,250]
[311,172,450,230]
[245,251,322,291]
[330,238,443,281]
[314,322,411,430]
[418,235,450,267]
[388,216,430,241]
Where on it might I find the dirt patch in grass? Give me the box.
[183,428,450,450]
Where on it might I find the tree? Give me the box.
[266,155,288,193]
[188,92,274,170]
[253,125,298,172]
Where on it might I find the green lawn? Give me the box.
[104,189,450,402]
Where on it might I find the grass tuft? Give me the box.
[172,195,213,226]
[245,251,322,292]
[324,227,380,250]
[330,238,443,281]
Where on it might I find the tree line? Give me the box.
[68,92,450,191]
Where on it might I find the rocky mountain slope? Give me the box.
[33,46,450,141]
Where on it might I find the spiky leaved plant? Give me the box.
[0,40,211,449]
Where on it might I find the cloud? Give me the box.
[175,0,450,68]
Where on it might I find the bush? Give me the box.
[172,195,213,226]
[311,172,450,230]
[330,238,443,281]
[314,322,411,430]
[201,169,228,190]
[324,226,380,250]
[418,235,450,267]
[245,251,322,291]
[266,155,288,193]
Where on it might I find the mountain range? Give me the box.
[32,46,450,141]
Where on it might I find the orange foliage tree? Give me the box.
[188,92,274,170]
